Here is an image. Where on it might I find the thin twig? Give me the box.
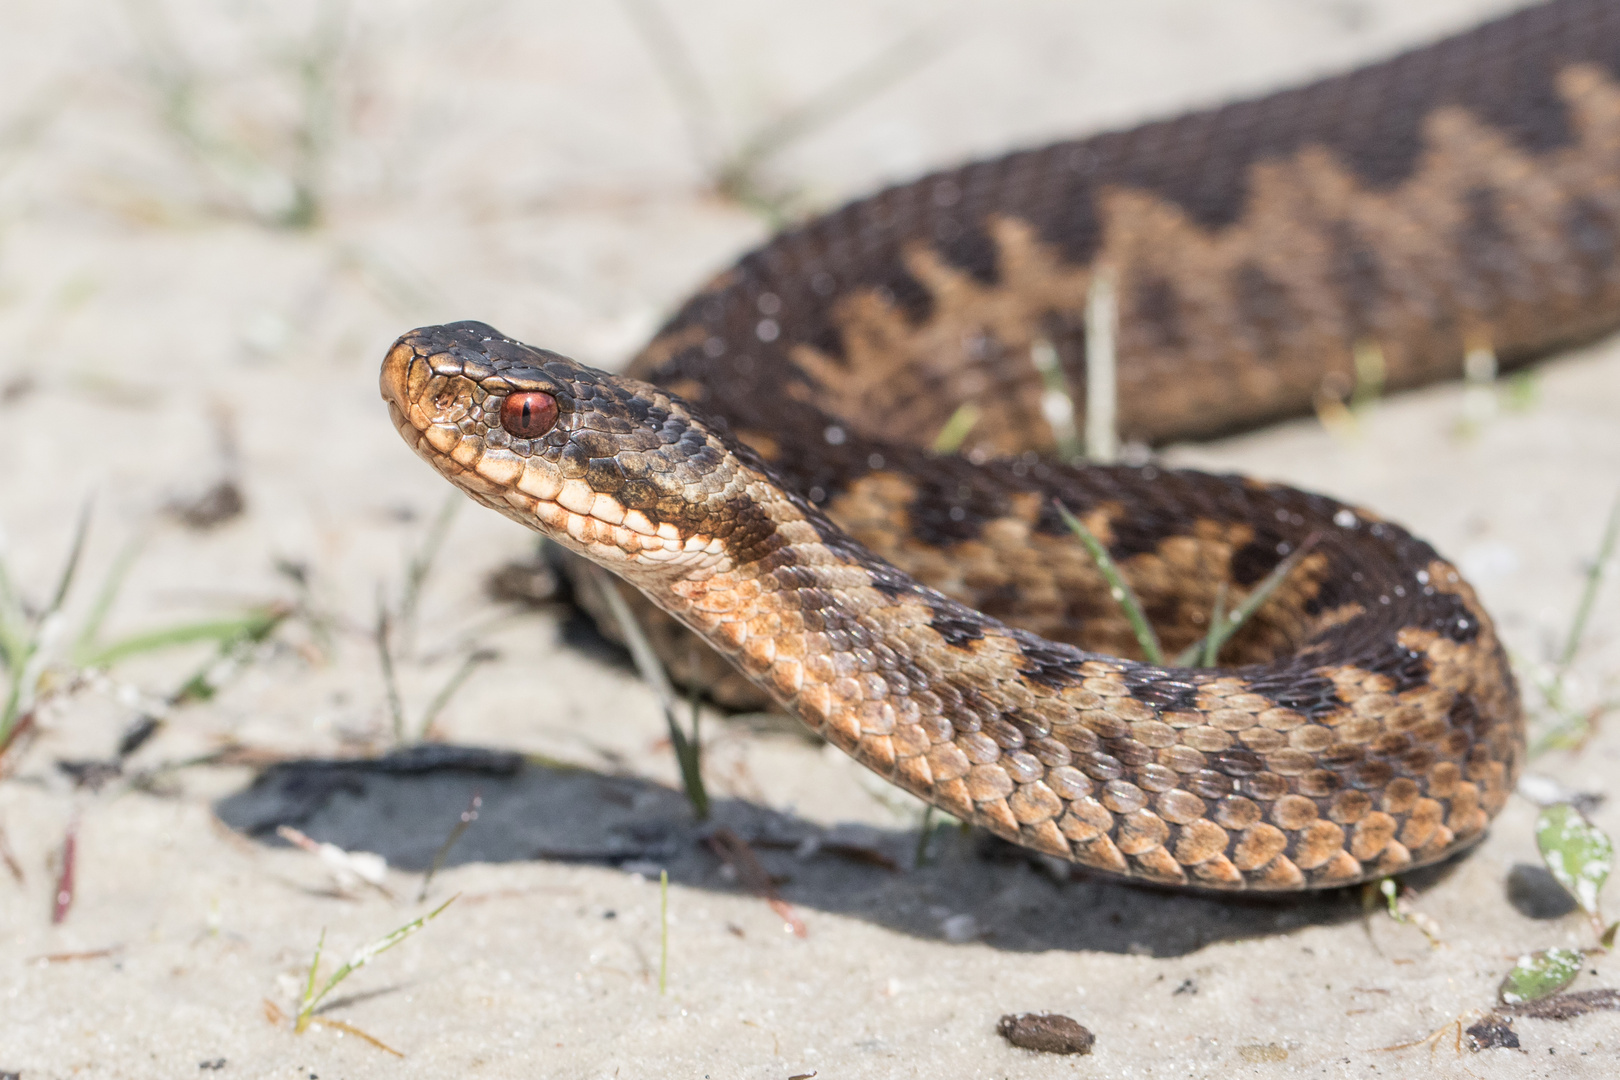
[51,812,79,924]
[708,826,807,936]
[717,30,938,209]
[0,817,23,883]
[622,0,936,219]
[308,1017,403,1057]
[374,591,405,744]
[418,792,481,902]
[618,0,721,169]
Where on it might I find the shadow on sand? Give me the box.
[215,743,1469,957]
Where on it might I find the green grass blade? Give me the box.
[1199,582,1229,668]
[166,605,289,706]
[659,868,670,995]
[1174,532,1322,668]
[1559,489,1620,673]
[302,894,457,1023]
[1054,501,1163,665]
[0,546,25,670]
[416,648,496,740]
[295,928,327,1033]
[72,533,146,661]
[75,611,279,670]
[399,493,460,637]
[1032,337,1083,462]
[931,403,981,454]
[45,503,93,620]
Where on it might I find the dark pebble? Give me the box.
[1465,1014,1519,1051]
[997,1012,1095,1055]
[1506,864,1578,919]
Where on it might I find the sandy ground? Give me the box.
[2,0,1619,1076]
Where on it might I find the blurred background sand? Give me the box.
[1,1,1618,1076]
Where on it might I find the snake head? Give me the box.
[381,321,778,580]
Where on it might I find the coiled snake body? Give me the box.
[382,0,1620,891]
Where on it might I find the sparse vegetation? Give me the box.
[621,0,937,223]
[1525,490,1620,755]
[122,0,350,228]
[0,510,290,776]
[288,895,457,1054]
[371,495,500,745]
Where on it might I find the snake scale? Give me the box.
[382,0,1620,892]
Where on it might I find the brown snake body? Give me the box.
[379,0,1620,890]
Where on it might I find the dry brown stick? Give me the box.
[707,826,806,937]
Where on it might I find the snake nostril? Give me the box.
[501,391,560,439]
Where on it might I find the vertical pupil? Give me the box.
[502,391,557,438]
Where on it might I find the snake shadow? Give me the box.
[214,743,1471,958]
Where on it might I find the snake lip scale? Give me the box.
[381,320,1521,894]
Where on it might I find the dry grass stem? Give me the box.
[708,826,806,937]
[584,565,710,818]
[1084,269,1118,464]
[418,792,482,902]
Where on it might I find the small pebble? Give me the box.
[1465,1015,1519,1051]
[997,1012,1095,1055]
[1506,863,1579,919]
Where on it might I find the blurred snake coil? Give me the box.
[381,0,1620,892]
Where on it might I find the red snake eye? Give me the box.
[500,391,559,439]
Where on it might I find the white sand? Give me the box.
[2,0,1618,1075]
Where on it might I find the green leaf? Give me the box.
[1536,803,1613,916]
[1499,946,1584,1005]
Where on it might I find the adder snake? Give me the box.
[380,0,1620,891]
